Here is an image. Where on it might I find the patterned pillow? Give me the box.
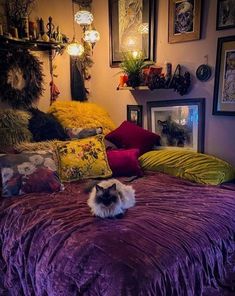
[65,127,103,139]
[55,135,112,182]
[0,151,63,197]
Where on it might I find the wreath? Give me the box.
[0,49,44,108]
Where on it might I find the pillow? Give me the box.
[49,101,116,135]
[139,149,235,185]
[0,151,63,197]
[0,109,32,149]
[105,121,160,155]
[65,127,103,139]
[14,140,63,153]
[55,135,112,182]
[28,108,67,142]
[107,149,143,177]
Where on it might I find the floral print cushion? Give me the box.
[0,151,63,197]
[56,135,112,182]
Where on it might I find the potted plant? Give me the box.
[119,51,154,88]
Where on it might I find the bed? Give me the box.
[0,171,235,296]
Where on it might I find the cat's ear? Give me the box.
[96,184,104,192]
[109,183,116,191]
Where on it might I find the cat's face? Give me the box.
[95,183,119,207]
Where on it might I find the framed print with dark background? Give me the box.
[108,0,156,67]
[147,99,205,152]
[213,36,235,116]
[216,0,235,30]
[168,0,201,43]
[127,105,143,127]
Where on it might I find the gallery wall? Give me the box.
[90,0,235,166]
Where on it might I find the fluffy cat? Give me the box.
[87,179,135,218]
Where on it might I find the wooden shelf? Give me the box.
[0,35,65,51]
[117,86,150,90]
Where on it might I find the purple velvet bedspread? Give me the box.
[0,172,235,296]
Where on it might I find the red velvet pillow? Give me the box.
[105,121,160,155]
[106,148,143,177]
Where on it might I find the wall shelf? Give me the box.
[0,35,65,51]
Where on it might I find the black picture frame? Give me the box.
[216,0,235,30]
[127,104,143,127]
[147,98,205,152]
[108,0,156,67]
[213,36,235,116]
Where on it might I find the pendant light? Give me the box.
[67,1,84,56]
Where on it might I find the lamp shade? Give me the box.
[67,39,84,56]
[75,10,93,26]
[84,29,100,44]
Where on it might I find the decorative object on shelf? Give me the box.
[169,64,191,96]
[196,64,212,82]
[213,36,235,116]
[5,0,36,39]
[0,49,44,108]
[108,0,156,67]
[46,16,55,40]
[119,51,154,88]
[127,105,143,127]
[168,0,201,43]
[147,98,205,152]
[216,0,235,30]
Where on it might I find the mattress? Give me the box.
[0,171,235,296]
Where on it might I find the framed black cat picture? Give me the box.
[147,98,205,152]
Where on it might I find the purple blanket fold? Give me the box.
[0,172,235,296]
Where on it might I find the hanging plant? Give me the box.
[0,49,44,108]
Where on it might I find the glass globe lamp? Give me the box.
[66,39,84,56]
[84,30,100,44]
[75,10,94,26]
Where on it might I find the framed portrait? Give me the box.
[168,0,201,44]
[108,0,156,67]
[216,0,235,30]
[127,104,143,127]
[213,36,235,116]
[147,99,205,152]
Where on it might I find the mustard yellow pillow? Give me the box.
[56,135,112,182]
[49,101,115,135]
[139,149,235,185]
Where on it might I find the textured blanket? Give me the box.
[0,172,235,296]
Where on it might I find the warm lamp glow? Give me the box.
[67,39,84,56]
[84,30,100,44]
[75,10,93,26]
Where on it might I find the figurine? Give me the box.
[46,16,55,39]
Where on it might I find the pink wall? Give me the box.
[90,0,235,166]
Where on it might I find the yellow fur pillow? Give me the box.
[49,101,115,135]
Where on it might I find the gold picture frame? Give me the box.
[213,36,235,116]
[168,0,201,44]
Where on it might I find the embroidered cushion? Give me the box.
[0,151,63,197]
[105,121,161,155]
[139,149,235,185]
[55,135,112,182]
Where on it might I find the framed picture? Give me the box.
[108,0,156,67]
[127,104,143,127]
[216,0,235,30]
[168,0,201,44]
[147,98,205,152]
[213,36,235,116]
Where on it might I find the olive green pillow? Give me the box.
[139,149,235,185]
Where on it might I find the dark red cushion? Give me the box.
[105,121,160,155]
[106,148,143,177]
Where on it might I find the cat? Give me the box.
[87,179,135,218]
